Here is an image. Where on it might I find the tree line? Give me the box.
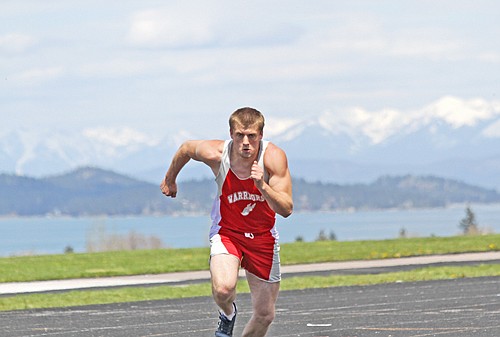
[1,167,499,217]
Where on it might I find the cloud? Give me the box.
[127,8,215,48]
[309,14,463,61]
[1,1,499,141]
[478,52,500,63]
[126,3,303,51]
[482,119,500,138]
[10,66,64,86]
[388,28,463,59]
[77,58,149,78]
[0,33,36,53]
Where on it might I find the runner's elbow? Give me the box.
[280,202,293,218]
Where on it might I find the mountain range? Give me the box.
[1,167,499,217]
[1,96,500,190]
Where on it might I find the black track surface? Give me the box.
[2,276,499,337]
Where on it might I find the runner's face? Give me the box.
[230,125,262,159]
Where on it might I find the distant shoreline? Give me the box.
[2,202,500,220]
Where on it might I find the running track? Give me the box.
[1,276,499,337]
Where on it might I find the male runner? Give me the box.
[160,107,293,337]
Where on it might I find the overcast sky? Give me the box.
[1,0,499,141]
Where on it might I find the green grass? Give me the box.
[280,263,500,290]
[1,263,499,312]
[1,234,498,283]
[283,234,500,263]
[0,248,210,282]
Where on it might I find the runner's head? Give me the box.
[229,107,265,135]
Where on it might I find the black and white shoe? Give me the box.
[215,303,237,337]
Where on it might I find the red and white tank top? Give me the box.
[210,140,277,237]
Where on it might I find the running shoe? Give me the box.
[215,303,237,337]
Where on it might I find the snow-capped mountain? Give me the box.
[275,96,500,189]
[1,96,500,189]
[275,96,500,162]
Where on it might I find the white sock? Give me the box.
[220,303,236,320]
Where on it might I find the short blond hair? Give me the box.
[229,107,265,133]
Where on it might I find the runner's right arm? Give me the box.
[160,140,223,198]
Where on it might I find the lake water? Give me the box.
[1,203,499,257]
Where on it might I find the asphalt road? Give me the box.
[1,276,499,337]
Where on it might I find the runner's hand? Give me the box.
[160,178,178,198]
[251,161,264,188]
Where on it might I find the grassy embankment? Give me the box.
[1,234,499,311]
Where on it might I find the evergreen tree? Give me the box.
[459,206,479,235]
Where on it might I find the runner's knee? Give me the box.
[253,305,275,326]
[212,283,236,301]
